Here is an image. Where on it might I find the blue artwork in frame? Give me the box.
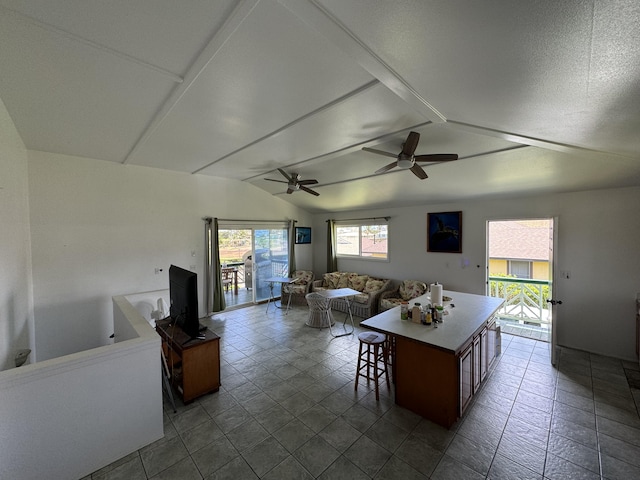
[295,227,312,244]
[427,211,462,253]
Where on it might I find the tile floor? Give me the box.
[89,304,640,479]
[497,320,551,342]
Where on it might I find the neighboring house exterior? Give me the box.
[361,236,388,258]
[488,220,550,280]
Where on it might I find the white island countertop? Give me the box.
[361,290,504,354]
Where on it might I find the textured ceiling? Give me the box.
[1,0,639,213]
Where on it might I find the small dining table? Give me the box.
[265,276,298,314]
[316,287,360,337]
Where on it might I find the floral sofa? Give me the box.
[312,271,392,318]
[379,280,428,312]
[281,270,315,306]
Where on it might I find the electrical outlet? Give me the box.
[154,268,163,275]
[561,270,571,279]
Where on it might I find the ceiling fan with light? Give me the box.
[362,131,458,179]
[264,168,320,196]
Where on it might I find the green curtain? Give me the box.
[288,219,297,276]
[204,217,213,313]
[211,218,226,312]
[327,219,337,272]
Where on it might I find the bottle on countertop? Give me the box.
[400,302,409,320]
[412,303,421,324]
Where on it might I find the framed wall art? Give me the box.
[295,226,312,244]
[427,211,462,253]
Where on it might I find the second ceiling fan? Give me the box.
[363,131,458,179]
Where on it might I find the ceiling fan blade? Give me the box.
[297,179,318,185]
[264,178,288,184]
[362,147,398,159]
[300,186,320,196]
[414,153,459,162]
[401,131,420,156]
[410,163,428,179]
[277,168,294,183]
[375,161,398,174]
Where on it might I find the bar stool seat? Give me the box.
[355,331,390,400]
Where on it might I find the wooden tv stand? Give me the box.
[156,318,220,403]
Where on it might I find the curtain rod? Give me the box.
[326,216,390,222]
[203,217,293,223]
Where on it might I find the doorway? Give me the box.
[218,225,289,308]
[486,219,556,347]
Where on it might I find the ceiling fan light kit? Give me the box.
[363,131,458,179]
[397,155,413,170]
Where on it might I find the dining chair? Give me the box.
[221,267,234,292]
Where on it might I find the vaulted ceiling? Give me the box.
[1,0,639,213]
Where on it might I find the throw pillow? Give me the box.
[337,272,351,288]
[399,280,426,301]
[327,272,341,289]
[364,277,385,293]
[349,274,369,292]
[295,270,313,284]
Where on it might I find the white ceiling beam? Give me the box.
[447,121,636,160]
[122,0,261,165]
[278,0,446,124]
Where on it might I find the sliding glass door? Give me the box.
[253,227,289,303]
[217,224,288,307]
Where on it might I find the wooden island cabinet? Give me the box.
[156,318,220,404]
[362,290,503,428]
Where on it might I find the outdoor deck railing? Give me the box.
[270,260,288,277]
[222,259,289,289]
[488,276,551,327]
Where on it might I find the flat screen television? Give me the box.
[169,265,201,339]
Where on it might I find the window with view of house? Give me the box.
[508,260,532,279]
[488,220,550,279]
[336,223,388,260]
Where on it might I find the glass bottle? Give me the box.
[412,303,421,324]
[400,302,409,320]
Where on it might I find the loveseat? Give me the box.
[312,271,392,318]
[281,270,315,306]
[379,279,428,312]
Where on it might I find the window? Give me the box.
[508,260,532,279]
[336,223,388,260]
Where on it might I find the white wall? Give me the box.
[0,97,34,370]
[0,294,163,480]
[313,187,640,362]
[27,151,313,361]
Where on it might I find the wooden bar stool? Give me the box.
[384,335,395,383]
[355,331,390,400]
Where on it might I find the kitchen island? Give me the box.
[361,290,503,428]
